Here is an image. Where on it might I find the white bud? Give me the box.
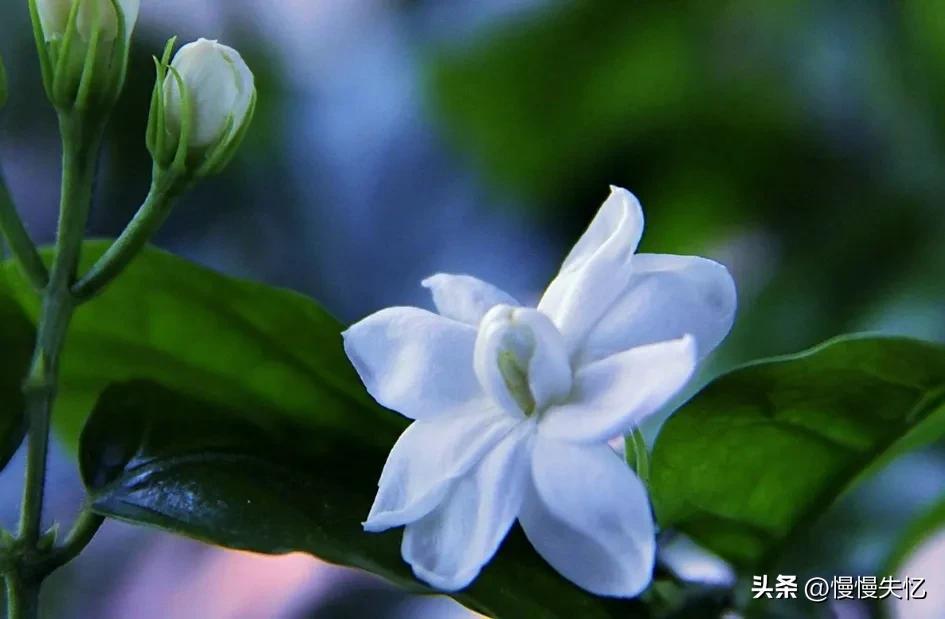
[163,38,255,151]
[37,0,139,43]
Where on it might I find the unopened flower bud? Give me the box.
[37,0,137,43]
[30,0,139,110]
[149,38,256,179]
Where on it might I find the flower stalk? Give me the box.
[6,111,105,619]
[72,168,182,300]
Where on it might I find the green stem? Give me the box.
[3,574,38,619]
[72,168,181,300]
[0,176,48,290]
[4,574,31,619]
[18,115,97,546]
[42,510,104,575]
[12,114,102,619]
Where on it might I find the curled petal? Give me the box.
[401,423,532,591]
[474,306,572,416]
[365,412,518,531]
[539,335,697,443]
[519,437,655,597]
[578,253,737,365]
[343,307,487,420]
[538,187,644,353]
[422,273,519,326]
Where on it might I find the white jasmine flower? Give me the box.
[343,187,736,596]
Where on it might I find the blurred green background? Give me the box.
[1,1,944,617]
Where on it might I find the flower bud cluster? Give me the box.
[31,0,139,111]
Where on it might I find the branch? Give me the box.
[0,175,48,290]
[41,509,104,575]
[72,174,179,301]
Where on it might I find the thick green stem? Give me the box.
[3,574,38,619]
[18,115,97,546]
[12,114,102,619]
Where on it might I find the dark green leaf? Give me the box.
[651,335,945,572]
[0,292,35,470]
[0,242,406,454]
[82,380,649,619]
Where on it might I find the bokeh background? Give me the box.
[1,1,945,617]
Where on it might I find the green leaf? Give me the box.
[0,292,35,470]
[651,335,945,572]
[0,241,406,454]
[82,380,649,619]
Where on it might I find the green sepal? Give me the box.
[36,523,60,554]
[50,0,84,107]
[146,37,178,166]
[167,66,193,176]
[26,0,55,101]
[104,0,132,104]
[625,427,650,486]
[198,89,257,177]
[73,1,106,112]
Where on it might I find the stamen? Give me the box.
[497,350,536,415]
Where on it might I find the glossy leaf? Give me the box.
[82,380,649,619]
[0,292,35,470]
[651,335,945,571]
[0,242,406,454]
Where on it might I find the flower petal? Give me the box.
[538,187,644,353]
[401,423,532,591]
[519,437,655,597]
[365,412,518,532]
[343,307,487,420]
[474,306,572,416]
[539,335,696,443]
[578,253,737,365]
[422,273,520,326]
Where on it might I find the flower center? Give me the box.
[474,305,573,417]
[497,342,537,416]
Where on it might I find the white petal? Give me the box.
[401,423,532,591]
[422,274,519,326]
[578,253,737,365]
[166,39,255,148]
[539,335,696,444]
[343,307,488,420]
[519,437,655,597]
[474,306,572,416]
[37,0,70,39]
[365,412,518,531]
[538,187,644,352]
[118,0,140,40]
